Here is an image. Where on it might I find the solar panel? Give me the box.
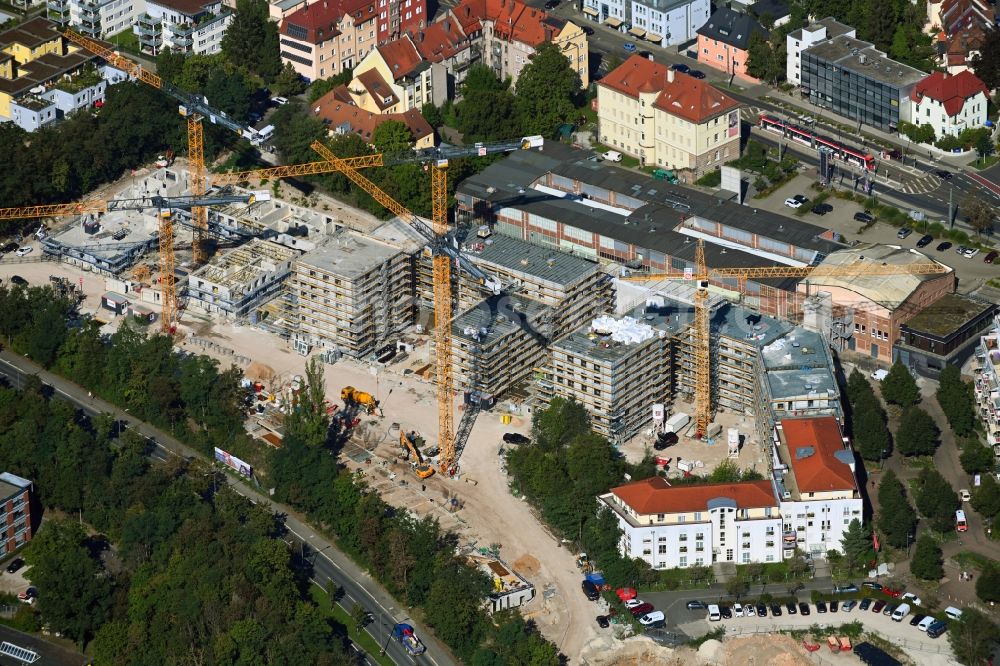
[0,642,39,663]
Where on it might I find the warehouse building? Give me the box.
[289,232,415,359]
[187,239,298,319]
[895,292,996,378]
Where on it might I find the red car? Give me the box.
[629,603,654,617]
[985,251,998,264]
[883,587,903,598]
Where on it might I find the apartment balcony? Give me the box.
[135,13,161,31]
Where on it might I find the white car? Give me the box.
[639,610,665,625]
[271,96,288,106]
[14,246,32,257]
[960,489,971,502]
[732,603,744,617]
[603,150,623,162]
[624,598,644,609]
[964,248,980,259]
[784,197,805,208]
[917,616,936,632]
[901,592,922,607]
[745,604,756,616]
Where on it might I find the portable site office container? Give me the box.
[101,291,129,315]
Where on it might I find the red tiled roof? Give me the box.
[280,0,347,43]
[939,0,994,35]
[356,68,398,110]
[610,477,777,515]
[312,87,434,142]
[452,0,564,47]
[378,35,424,80]
[600,55,741,124]
[408,16,469,62]
[780,417,856,494]
[913,70,990,117]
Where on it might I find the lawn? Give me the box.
[309,583,395,666]
[969,154,1000,170]
[107,29,142,56]
[952,550,999,572]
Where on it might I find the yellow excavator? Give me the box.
[400,430,435,479]
[340,386,379,415]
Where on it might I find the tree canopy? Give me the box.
[909,535,943,581]
[948,608,1000,666]
[880,361,920,406]
[840,518,875,570]
[936,366,976,437]
[514,41,582,136]
[895,407,940,457]
[876,470,917,549]
[915,468,960,533]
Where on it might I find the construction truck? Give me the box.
[400,430,435,479]
[392,623,426,656]
[340,386,378,414]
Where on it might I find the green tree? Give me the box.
[155,47,185,84]
[877,470,917,548]
[976,133,995,163]
[971,474,1000,520]
[220,0,281,80]
[204,67,254,122]
[726,577,749,599]
[25,520,113,645]
[937,365,975,437]
[514,41,581,136]
[948,608,1000,666]
[977,565,1000,603]
[895,406,939,457]
[272,62,307,97]
[964,195,996,237]
[421,102,443,129]
[863,0,897,52]
[745,32,784,85]
[840,518,874,570]
[915,468,960,532]
[971,28,1000,90]
[910,535,943,580]
[854,406,891,462]
[959,437,995,475]
[372,119,414,154]
[847,368,873,405]
[880,360,919,406]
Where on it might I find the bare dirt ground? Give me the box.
[578,634,832,666]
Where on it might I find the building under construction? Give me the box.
[187,239,298,318]
[286,231,415,359]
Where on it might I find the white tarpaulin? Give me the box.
[590,315,654,345]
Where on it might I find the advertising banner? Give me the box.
[214,447,252,479]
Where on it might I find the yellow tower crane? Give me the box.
[623,238,949,437]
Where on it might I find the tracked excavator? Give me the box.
[400,430,435,480]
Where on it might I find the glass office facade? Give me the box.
[801,52,906,132]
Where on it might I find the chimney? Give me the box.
[667,68,674,83]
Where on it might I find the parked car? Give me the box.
[985,251,999,264]
[897,228,913,239]
[14,246,32,257]
[581,26,594,35]
[871,600,886,613]
[861,582,883,591]
[816,601,827,613]
[770,603,782,617]
[653,432,679,450]
[623,42,637,53]
[1,242,17,253]
[811,203,833,215]
[784,197,804,209]
[830,600,839,612]
[964,248,980,259]
[707,605,721,622]
[720,605,732,619]
[798,602,810,616]
[842,600,857,612]
[927,620,948,638]
[901,592,922,606]
[5,558,24,574]
[639,611,665,626]
[944,606,963,620]
[603,150,623,162]
[670,63,690,73]
[916,234,934,248]
[271,96,289,106]
[686,600,707,610]
[854,211,874,223]
[786,602,797,615]
[936,241,953,251]
[834,583,859,593]
[688,69,706,79]
[503,433,530,445]
[883,603,897,616]
[629,603,654,617]
[625,599,645,609]
[917,616,936,632]
[745,604,756,617]
[732,603,744,617]
[883,587,903,598]
[756,603,767,617]
[859,598,872,611]
[934,170,953,180]
[596,615,610,628]
[910,614,926,627]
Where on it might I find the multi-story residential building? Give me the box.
[581,0,709,48]
[311,85,435,147]
[801,34,927,132]
[134,0,232,55]
[0,473,33,556]
[278,0,377,81]
[600,478,784,568]
[187,239,298,319]
[453,0,588,87]
[345,34,447,113]
[911,70,990,138]
[928,0,995,38]
[771,416,863,558]
[47,0,143,38]
[544,309,673,441]
[973,316,1000,457]
[597,55,741,176]
[784,17,854,86]
[795,244,955,364]
[290,231,415,358]
[695,7,767,82]
[0,18,117,131]
[267,0,424,37]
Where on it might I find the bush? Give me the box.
[695,169,722,187]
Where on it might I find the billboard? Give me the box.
[214,447,252,478]
[728,111,740,138]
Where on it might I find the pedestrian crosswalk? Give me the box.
[897,173,943,195]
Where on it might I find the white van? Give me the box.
[917,616,936,632]
[707,604,721,622]
[603,151,623,162]
[891,603,911,621]
[944,606,963,620]
[256,124,276,142]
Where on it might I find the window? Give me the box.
[679,556,687,567]
[695,532,704,540]
[694,512,702,521]
[742,552,750,563]
[658,544,667,554]
[679,546,688,553]
[657,513,665,522]
[679,533,688,541]
[642,548,652,555]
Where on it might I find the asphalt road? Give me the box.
[0,351,454,666]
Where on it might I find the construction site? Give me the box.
[0,32,965,663]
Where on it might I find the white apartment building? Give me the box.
[134,0,232,55]
[771,416,863,557]
[47,0,142,38]
[911,70,990,138]
[785,16,854,86]
[582,0,709,47]
[973,316,1000,457]
[599,478,784,568]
